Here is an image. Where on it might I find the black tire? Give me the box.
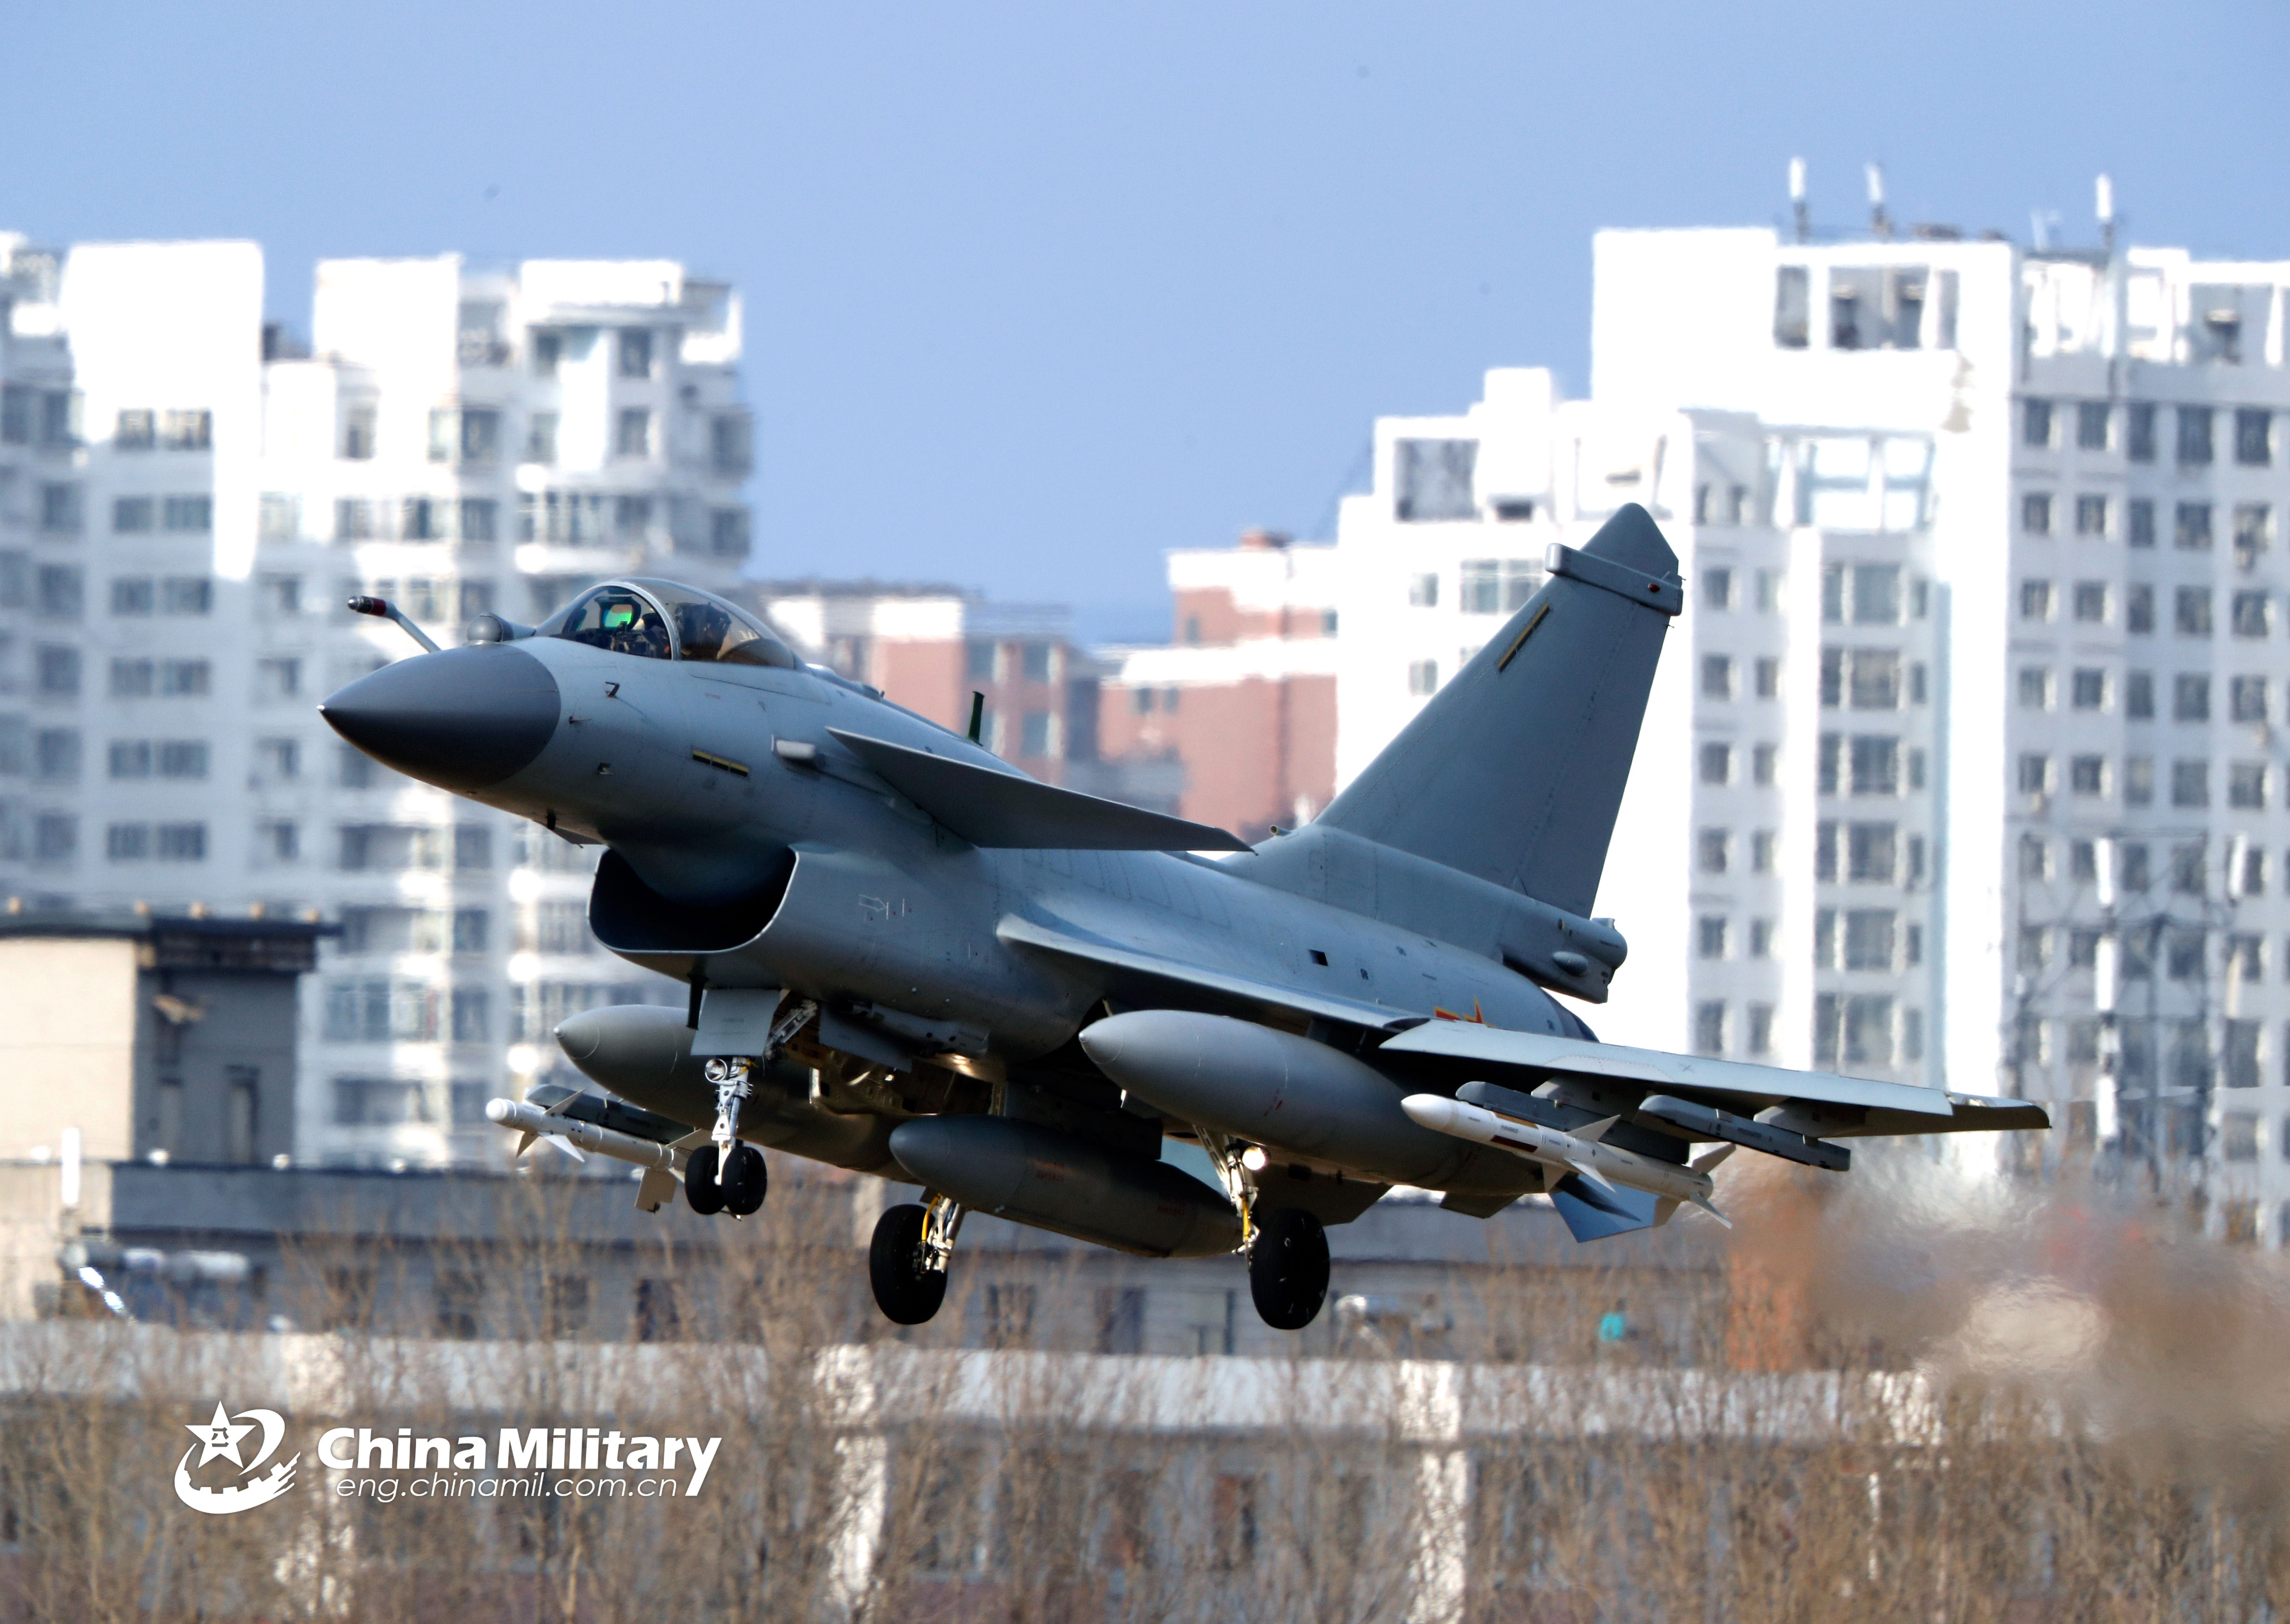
[720,1144,768,1216]
[683,1143,725,1216]
[869,1203,948,1326]
[1249,1207,1330,1331]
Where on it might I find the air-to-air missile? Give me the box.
[1400,1092,1735,1228]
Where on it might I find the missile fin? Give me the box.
[1691,1194,1733,1230]
[1691,1144,1737,1175]
[543,1133,587,1163]
[514,1130,539,1158]
[1572,1115,1621,1145]
[635,1166,678,1213]
[1567,1157,1617,1193]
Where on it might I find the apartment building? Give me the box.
[0,236,755,1169]
[1334,224,2290,1242]
[1096,529,1338,842]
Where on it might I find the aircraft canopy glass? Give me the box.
[537,580,797,668]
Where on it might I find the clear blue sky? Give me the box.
[8,1,2285,641]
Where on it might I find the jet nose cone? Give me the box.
[319,645,560,792]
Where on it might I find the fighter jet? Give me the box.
[321,504,2044,1331]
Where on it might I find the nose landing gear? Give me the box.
[682,1000,813,1219]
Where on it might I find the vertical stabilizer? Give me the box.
[1318,504,1681,916]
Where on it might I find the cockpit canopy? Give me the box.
[536,579,798,668]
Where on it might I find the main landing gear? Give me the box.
[1248,1207,1330,1331]
[870,1194,962,1324]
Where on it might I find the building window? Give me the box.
[524,412,559,465]
[1845,821,1894,882]
[156,409,210,450]
[115,408,155,450]
[2232,591,2270,638]
[2127,403,2156,462]
[2178,407,2214,466]
[2071,668,2106,710]
[1702,568,1734,610]
[162,577,211,615]
[159,495,211,533]
[2071,755,2107,796]
[34,729,79,783]
[2175,588,2212,637]
[2124,756,2154,806]
[39,483,83,534]
[2234,408,2273,468]
[2017,667,2052,709]
[107,823,149,861]
[1459,559,1539,614]
[2175,502,2213,551]
[35,564,82,619]
[1747,1004,1775,1057]
[1697,742,1732,786]
[2171,759,2210,809]
[1754,656,1780,698]
[2233,504,2272,568]
[1406,660,1438,697]
[2125,671,2153,717]
[1752,743,1777,786]
[2077,401,2110,450]
[340,404,376,460]
[2127,498,2156,548]
[2018,753,2051,796]
[113,496,154,533]
[615,408,652,459]
[2230,763,2267,809]
[1774,266,1810,347]
[426,407,501,467]
[1695,828,1729,874]
[1693,1002,1728,1055]
[2231,676,2267,723]
[1749,919,1774,958]
[2067,582,2107,624]
[2072,494,2107,537]
[1394,439,1478,522]
[1697,915,1728,959]
[1408,573,1438,608]
[156,823,207,861]
[618,328,654,378]
[2173,674,2210,721]
[2019,580,2053,621]
[2022,399,2053,448]
[710,411,753,475]
[37,645,81,697]
[1849,736,1899,796]
[1751,829,1777,871]
[1700,654,1734,698]
[2022,492,2052,534]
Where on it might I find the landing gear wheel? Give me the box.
[719,1144,768,1216]
[1249,1208,1330,1330]
[869,1203,948,1325]
[683,1143,725,1216]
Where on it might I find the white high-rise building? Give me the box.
[1334,222,2290,1244]
[0,237,755,1168]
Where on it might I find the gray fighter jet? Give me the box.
[321,504,2044,1331]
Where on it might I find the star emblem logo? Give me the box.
[187,1401,255,1468]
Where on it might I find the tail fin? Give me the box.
[1319,504,1680,916]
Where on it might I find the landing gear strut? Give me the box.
[870,1194,961,1324]
[682,999,814,1219]
[1248,1207,1330,1331]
